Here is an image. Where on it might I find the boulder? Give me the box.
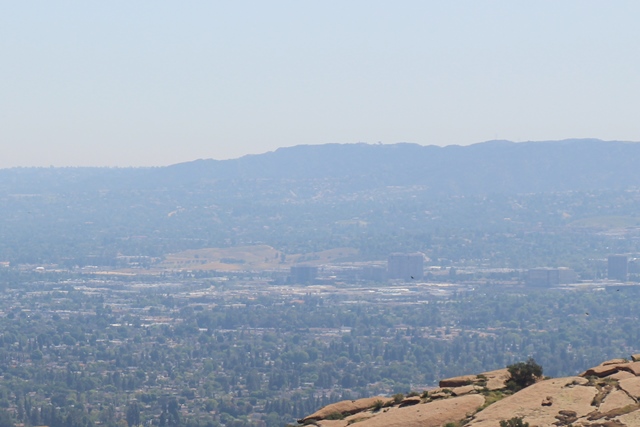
[541,395,553,406]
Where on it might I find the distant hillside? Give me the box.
[3,139,639,195]
[3,138,640,265]
[162,139,640,194]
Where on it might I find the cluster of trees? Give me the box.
[0,272,636,426]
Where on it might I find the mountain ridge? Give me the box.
[4,139,640,196]
[86,137,640,195]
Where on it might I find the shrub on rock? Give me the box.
[506,358,543,391]
[499,416,529,427]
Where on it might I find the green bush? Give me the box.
[325,412,345,420]
[392,393,404,403]
[499,416,529,427]
[506,358,543,391]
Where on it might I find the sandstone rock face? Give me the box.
[484,368,511,391]
[439,374,477,388]
[300,356,640,427]
[599,389,636,413]
[466,377,595,427]
[450,385,481,396]
[300,396,390,423]
[582,363,627,378]
[608,370,635,381]
[315,420,349,427]
[581,360,640,378]
[620,361,640,376]
[439,368,510,391]
[619,376,640,399]
[618,410,640,426]
[343,394,485,427]
[428,390,452,400]
[602,358,629,366]
[398,396,421,407]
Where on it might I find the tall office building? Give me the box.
[387,253,424,280]
[361,265,387,282]
[526,267,577,287]
[290,265,318,284]
[608,255,628,281]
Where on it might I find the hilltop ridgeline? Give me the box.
[3,138,640,267]
[167,139,640,195]
[298,355,640,427]
[3,139,640,195]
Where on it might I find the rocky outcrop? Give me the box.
[299,396,391,423]
[439,374,478,388]
[312,394,485,427]
[467,377,595,426]
[580,359,640,378]
[298,355,640,427]
[350,394,484,427]
[439,368,510,391]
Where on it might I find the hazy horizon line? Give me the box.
[1,138,634,170]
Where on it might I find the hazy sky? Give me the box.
[2,1,639,167]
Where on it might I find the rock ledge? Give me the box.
[298,355,640,427]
